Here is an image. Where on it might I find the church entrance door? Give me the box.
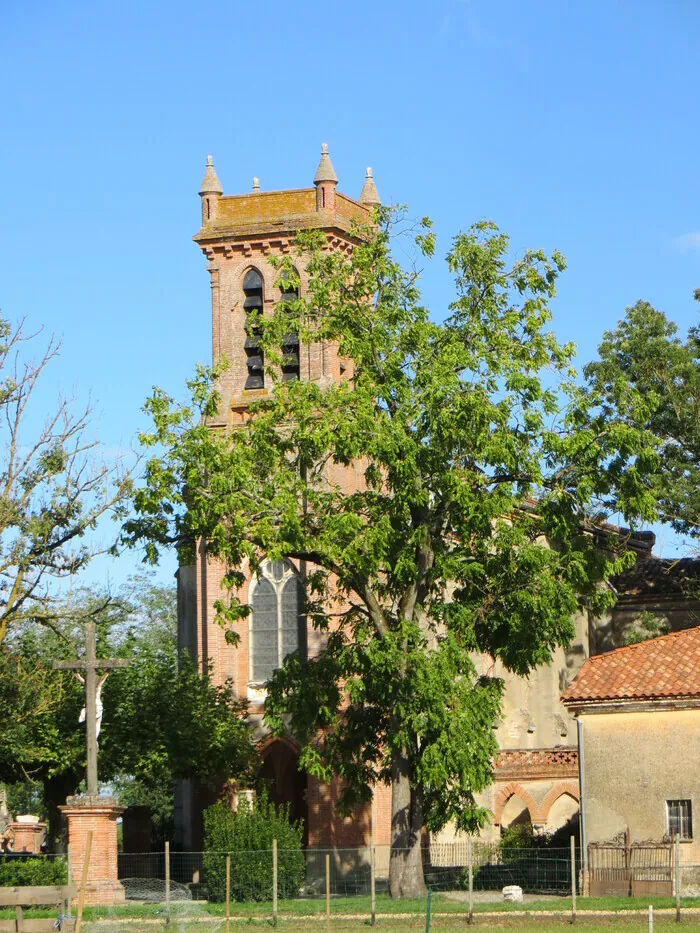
[258,741,308,846]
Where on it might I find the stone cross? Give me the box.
[53,621,129,796]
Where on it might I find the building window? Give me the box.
[279,269,300,383]
[667,800,693,840]
[242,268,264,389]
[250,561,305,684]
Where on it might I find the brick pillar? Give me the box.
[60,795,125,905]
[8,818,46,853]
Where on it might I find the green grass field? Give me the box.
[75,918,700,932]
[6,894,700,930]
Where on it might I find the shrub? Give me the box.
[0,855,68,887]
[203,790,305,902]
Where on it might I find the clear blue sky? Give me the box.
[1,0,698,576]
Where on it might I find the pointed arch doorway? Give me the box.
[258,738,308,846]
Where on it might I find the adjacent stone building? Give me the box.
[563,626,700,867]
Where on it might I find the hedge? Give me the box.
[203,791,305,902]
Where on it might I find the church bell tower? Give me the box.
[174,145,382,851]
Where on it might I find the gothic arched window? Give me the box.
[243,268,264,389]
[250,561,305,684]
[279,269,300,383]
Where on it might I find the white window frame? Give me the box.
[248,560,302,686]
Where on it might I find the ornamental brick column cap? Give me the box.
[199,155,223,196]
[62,795,123,809]
[359,166,380,206]
[313,143,338,185]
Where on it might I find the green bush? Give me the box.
[0,856,68,887]
[203,791,305,902]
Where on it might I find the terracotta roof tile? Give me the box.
[562,625,700,705]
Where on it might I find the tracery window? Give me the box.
[250,560,305,684]
[243,268,264,389]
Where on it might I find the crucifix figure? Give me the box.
[53,621,129,796]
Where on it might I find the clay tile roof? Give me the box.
[562,626,700,705]
[613,557,700,601]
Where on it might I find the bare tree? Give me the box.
[0,316,133,645]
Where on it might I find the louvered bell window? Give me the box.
[243,268,264,389]
[250,561,306,684]
[279,270,300,383]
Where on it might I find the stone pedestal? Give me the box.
[8,816,46,853]
[60,795,125,905]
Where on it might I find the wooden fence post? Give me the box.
[675,833,681,924]
[66,843,72,919]
[225,854,230,933]
[571,835,577,924]
[272,839,278,928]
[165,840,170,925]
[468,837,473,924]
[74,830,93,933]
[649,903,654,933]
[325,852,331,920]
[370,836,376,927]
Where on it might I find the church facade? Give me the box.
[174,145,694,854]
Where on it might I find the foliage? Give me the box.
[0,575,254,849]
[624,610,670,646]
[0,855,67,887]
[0,315,133,646]
[585,298,700,538]
[0,626,86,846]
[5,781,46,821]
[202,793,305,902]
[101,644,255,821]
[499,823,536,853]
[125,208,658,896]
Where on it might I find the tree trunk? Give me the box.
[388,746,426,898]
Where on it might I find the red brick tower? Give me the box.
[175,146,391,852]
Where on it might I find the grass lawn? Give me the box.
[76,919,700,932]
[7,895,700,930]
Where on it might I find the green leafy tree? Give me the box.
[0,576,254,849]
[585,297,700,537]
[124,209,658,896]
[101,633,255,846]
[0,629,85,847]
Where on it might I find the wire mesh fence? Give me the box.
[6,844,700,929]
[114,843,580,905]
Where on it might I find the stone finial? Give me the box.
[359,167,380,207]
[199,155,223,196]
[252,177,260,192]
[313,143,339,185]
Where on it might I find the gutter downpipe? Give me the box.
[577,715,587,895]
